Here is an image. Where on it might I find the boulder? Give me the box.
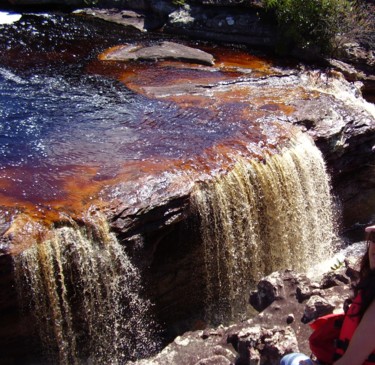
[99,41,215,65]
[320,271,350,289]
[249,270,312,312]
[228,325,299,365]
[301,295,336,324]
[74,8,149,32]
[329,41,375,103]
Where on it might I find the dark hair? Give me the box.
[352,231,375,319]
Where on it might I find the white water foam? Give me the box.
[0,67,25,84]
[0,11,22,25]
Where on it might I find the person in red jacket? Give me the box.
[280,225,375,365]
[333,224,375,365]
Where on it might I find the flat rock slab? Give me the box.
[100,41,215,66]
[75,8,148,32]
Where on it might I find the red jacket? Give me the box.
[334,292,375,364]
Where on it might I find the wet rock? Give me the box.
[339,42,375,68]
[296,282,321,303]
[328,55,375,104]
[131,323,299,365]
[73,2,276,48]
[249,273,283,312]
[100,41,215,65]
[0,254,43,364]
[246,266,355,355]
[168,6,195,26]
[74,8,148,32]
[344,257,361,282]
[0,6,374,364]
[247,272,313,355]
[195,355,233,365]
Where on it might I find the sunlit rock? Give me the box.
[99,41,215,65]
[302,296,336,324]
[233,326,299,365]
[74,8,148,32]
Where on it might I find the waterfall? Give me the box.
[13,212,160,365]
[192,132,336,324]
[12,131,336,359]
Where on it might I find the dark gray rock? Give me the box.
[320,271,350,289]
[301,295,336,324]
[249,269,311,312]
[329,42,375,103]
[73,3,276,48]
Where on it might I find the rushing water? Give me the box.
[192,132,336,324]
[13,212,161,365]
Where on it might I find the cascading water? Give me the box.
[192,132,336,324]
[13,212,160,365]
